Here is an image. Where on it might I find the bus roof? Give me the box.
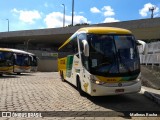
[0,48,12,52]
[58,27,132,50]
[0,48,35,56]
[78,27,132,34]
[11,49,35,56]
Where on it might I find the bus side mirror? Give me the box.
[137,40,148,55]
[82,40,89,57]
[29,55,33,61]
[14,54,17,59]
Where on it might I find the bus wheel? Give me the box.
[17,72,21,75]
[60,71,65,82]
[77,77,84,96]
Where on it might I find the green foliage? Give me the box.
[66,23,89,27]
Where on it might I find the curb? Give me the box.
[141,88,160,105]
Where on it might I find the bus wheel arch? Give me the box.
[76,75,84,96]
[17,72,21,75]
[60,70,65,82]
[59,70,62,77]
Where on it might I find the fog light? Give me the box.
[93,89,96,92]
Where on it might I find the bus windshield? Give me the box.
[88,34,140,77]
[0,51,13,66]
[15,54,30,66]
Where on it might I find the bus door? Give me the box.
[78,33,90,92]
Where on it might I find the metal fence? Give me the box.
[147,41,160,53]
[140,54,160,65]
[140,41,160,67]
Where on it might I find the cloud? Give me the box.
[103,17,119,23]
[102,6,115,17]
[139,3,159,17]
[44,12,90,28]
[11,8,41,24]
[90,6,118,23]
[44,2,48,8]
[90,7,101,13]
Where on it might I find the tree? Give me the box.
[66,23,89,27]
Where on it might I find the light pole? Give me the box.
[62,4,65,27]
[71,0,74,26]
[6,19,9,32]
[26,39,34,51]
[149,6,156,19]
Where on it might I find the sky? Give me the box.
[0,0,160,32]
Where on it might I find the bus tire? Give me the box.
[60,71,65,82]
[17,72,21,75]
[77,76,84,96]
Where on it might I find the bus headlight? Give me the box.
[136,73,141,81]
[91,80,105,85]
[90,75,105,85]
[95,80,105,85]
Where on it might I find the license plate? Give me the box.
[115,89,124,93]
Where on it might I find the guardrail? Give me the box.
[139,41,160,69]
[140,54,160,65]
[147,41,160,53]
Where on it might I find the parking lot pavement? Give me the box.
[0,72,159,120]
[0,72,107,112]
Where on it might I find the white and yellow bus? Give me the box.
[0,48,38,75]
[11,49,38,74]
[58,27,141,96]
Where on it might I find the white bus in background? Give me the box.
[0,48,38,75]
[11,49,38,74]
[11,49,31,74]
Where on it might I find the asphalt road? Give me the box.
[0,72,159,120]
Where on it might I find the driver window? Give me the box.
[78,33,89,70]
[78,33,87,52]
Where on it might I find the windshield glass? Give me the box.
[87,34,140,77]
[15,54,30,66]
[0,51,13,66]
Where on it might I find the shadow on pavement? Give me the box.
[0,75,19,79]
[85,93,160,118]
[62,77,160,118]
[15,73,36,76]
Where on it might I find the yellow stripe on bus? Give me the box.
[14,65,31,70]
[58,57,67,78]
[0,66,13,71]
[96,75,122,83]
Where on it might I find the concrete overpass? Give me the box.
[0,18,160,72]
[0,17,160,47]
